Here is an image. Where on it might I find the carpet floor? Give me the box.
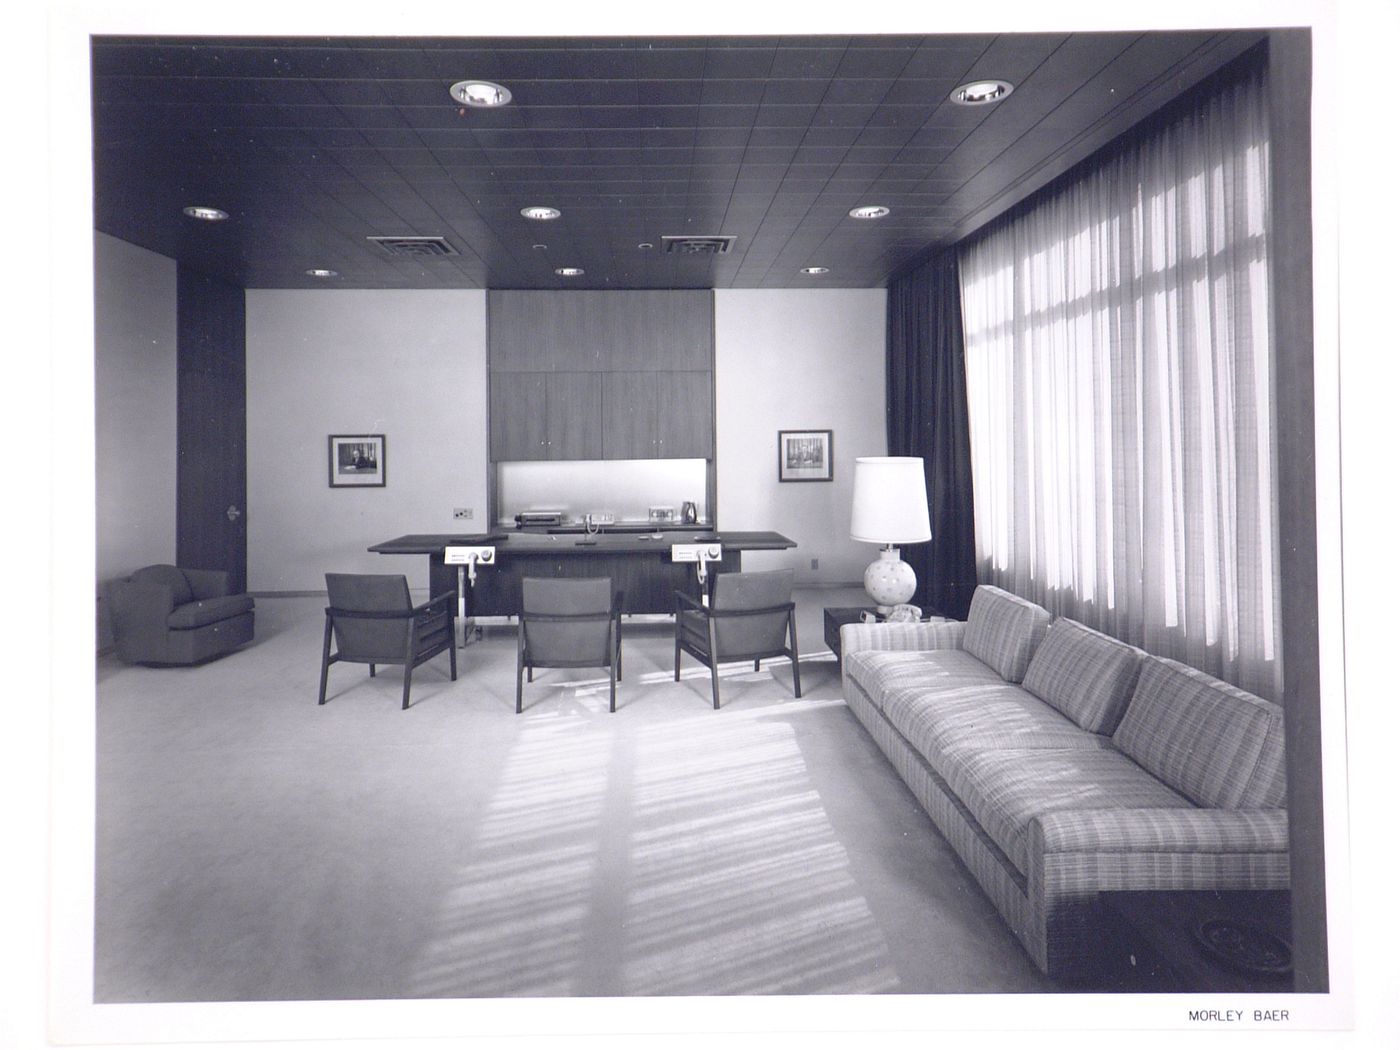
[94,587,1056,1001]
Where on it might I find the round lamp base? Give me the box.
[863,548,917,612]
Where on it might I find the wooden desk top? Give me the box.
[370,531,795,556]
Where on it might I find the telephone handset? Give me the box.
[862,604,923,624]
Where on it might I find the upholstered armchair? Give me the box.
[109,564,255,665]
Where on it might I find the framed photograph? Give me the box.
[328,434,386,487]
[778,429,833,483]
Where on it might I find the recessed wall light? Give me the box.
[521,206,561,220]
[305,268,338,278]
[554,267,585,277]
[449,80,512,107]
[848,205,890,220]
[950,79,1014,105]
[800,266,830,275]
[182,206,228,221]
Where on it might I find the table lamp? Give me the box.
[849,456,932,614]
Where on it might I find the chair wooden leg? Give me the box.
[448,618,458,681]
[789,612,802,698]
[401,664,413,710]
[317,614,333,705]
[674,636,682,681]
[515,624,526,714]
[754,659,761,671]
[708,620,722,709]
[402,623,416,709]
[369,664,376,677]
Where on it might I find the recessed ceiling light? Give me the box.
[182,206,228,221]
[800,266,830,275]
[848,205,890,220]
[554,267,585,277]
[950,79,1014,105]
[449,80,512,107]
[531,243,548,250]
[521,206,561,221]
[637,242,655,250]
[305,268,338,278]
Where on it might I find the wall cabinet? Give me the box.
[602,371,712,459]
[490,371,601,461]
[488,291,713,464]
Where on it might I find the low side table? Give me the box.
[824,606,939,668]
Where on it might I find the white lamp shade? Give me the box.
[849,456,932,544]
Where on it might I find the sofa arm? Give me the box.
[184,568,234,600]
[1032,808,1289,857]
[840,619,965,659]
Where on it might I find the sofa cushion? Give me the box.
[880,683,1114,778]
[130,564,194,607]
[944,747,1194,876]
[961,586,1052,683]
[1112,656,1286,809]
[845,648,1003,716]
[1021,619,1145,734]
[167,593,256,631]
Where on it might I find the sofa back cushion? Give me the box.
[961,585,1052,683]
[1021,619,1145,734]
[130,564,193,607]
[1112,655,1286,808]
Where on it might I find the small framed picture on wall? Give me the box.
[328,434,386,487]
[778,429,833,483]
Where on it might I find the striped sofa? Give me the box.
[840,585,1289,979]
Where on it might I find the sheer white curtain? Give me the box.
[960,65,1281,700]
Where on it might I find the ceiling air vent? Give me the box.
[366,235,459,258]
[662,235,735,255]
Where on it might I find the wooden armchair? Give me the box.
[517,577,622,713]
[318,573,456,710]
[674,568,801,708]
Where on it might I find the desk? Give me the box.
[370,531,796,616]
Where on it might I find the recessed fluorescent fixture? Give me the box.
[305,268,338,278]
[554,267,585,277]
[950,79,1014,105]
[182,205,228,221]
[848,205,890,220]
[450,80,512,107]
[800,266,830,275]
[521,206,561,220]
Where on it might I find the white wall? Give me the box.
[715,290,887,583]
[246,291,488,592]
[94,233,178,646]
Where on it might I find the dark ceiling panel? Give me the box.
[91,31,1265,290]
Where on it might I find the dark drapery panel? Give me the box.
[886,249,978,620]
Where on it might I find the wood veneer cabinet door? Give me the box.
[655,371,713,459]
[490,372,549,460]
[602,371,659,459]
[602,291,713,371]
[546,372,603,459]
[488,291,604,372]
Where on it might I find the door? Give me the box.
[176,267,247,593]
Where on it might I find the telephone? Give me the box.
[885,604,923,623]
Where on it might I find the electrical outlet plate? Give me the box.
[452,507,473,520]
[445,545,495,565]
